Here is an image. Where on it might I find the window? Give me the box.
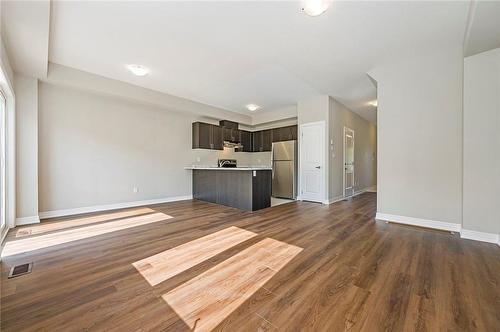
[0,89,6,233]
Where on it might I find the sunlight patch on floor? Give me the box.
[15,208,156,238]
[2,212,172,257]
[163,238,302,332]
[133,226,257,286]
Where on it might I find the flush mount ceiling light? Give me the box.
[126,64,150,76]
[301,0,331,17]
[246,104,260,112]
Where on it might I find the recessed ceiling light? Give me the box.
[301,0,331,17]
[126,64,150,76]
[246,104,260,112]
[369,100,378,107]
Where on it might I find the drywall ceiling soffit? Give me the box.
[43,63,253,125]
[464,0,500,56]
[1,0,50,78]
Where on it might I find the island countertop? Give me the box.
[184,166,272,171]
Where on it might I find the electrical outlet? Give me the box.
[133,186,139,193]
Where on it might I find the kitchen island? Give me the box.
[185,166,272,211]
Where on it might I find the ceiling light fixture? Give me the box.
[126,64,150,76]
[301,0,331,17]
[369,100,378,107]
[246,104,260,112]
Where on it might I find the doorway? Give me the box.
[299,121,325,203]
[343,127,355,197]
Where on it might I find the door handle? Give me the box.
[315,166,321,169]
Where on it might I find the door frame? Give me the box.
[0,65,15,248]
[0,90,5,238]
[343,126,355,197]
[299,121,326,203]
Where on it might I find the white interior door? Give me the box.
[343,127,355,197]
[299,121,325,203]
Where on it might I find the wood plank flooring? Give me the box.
[133,226,257,286]
[1,193,499,331]
[163,238,302,332]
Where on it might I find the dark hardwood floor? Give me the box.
[1,193,499,331]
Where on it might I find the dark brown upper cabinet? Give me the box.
[223,127,240,143]
[219,120,239,130]
[192,122,223,150]
[272,125,297,142]
[252,129,272,152]
[193,121,296,152]
[290,125,298,140]
[252,131,262,152]
[237,130,253,152]
[212,125,223,150]
[262,129,272,151]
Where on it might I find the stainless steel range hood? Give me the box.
[223,141,243,149]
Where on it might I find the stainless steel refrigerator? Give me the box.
[272,140,297,199]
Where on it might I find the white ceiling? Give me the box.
[6,1,473,123]
[1,0,50,78]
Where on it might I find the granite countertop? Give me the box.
[184,166,272,171]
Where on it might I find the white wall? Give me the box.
[38,82,271,214]
[14,75,39,222]
[370,47,463,228]
[328,97,377,200]
[297,95,330,126]
[297,95,330,202]
[463,47,500,240]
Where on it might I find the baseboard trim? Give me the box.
[327,195,345,204]
[365,185,377,192]
[375,212,462,232]
[15,216,41,226]
[326,188,371,205]
[460,229,499,244]
[39,195,193,219]
[352,188,368,197]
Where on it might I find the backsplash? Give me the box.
[191,147,271,167]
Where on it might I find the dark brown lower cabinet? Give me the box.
[192,169,271,211]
